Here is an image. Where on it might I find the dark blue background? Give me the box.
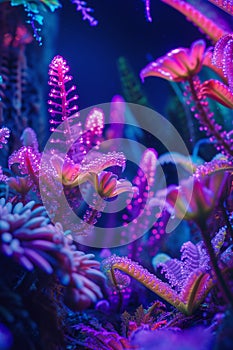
[54,0,209,114]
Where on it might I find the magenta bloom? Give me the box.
[87,171,134,199]
[161,171,229,225]
[140,40,206,82]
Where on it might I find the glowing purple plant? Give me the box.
[131,326,213,350]
[0,198,105,311]
[68,107,104,163]
[87,171,133,199]
[6,128,40,196]
[48,55,79,139]
[198,33,233,110]
[102,226,232,316]
[140,39,207,83]
[49,151,127,188]
[71,0,98,26]
[48,55,105,162]
[8,146,41,188]
[212,33,233,91]
[0,127,10,149]
[144,0,152,22]
[102,248,212,315]
[154,167,233,308]
[0,167,8,183]
[121,148,158,259]
[140,39,233,157]
[161,0,228,43]
[20,127,39,151]
[208,0,233,16]
[160,172,229,225]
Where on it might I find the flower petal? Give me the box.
[203,47,227,83]
[201,79,233,108]
[188,39,206,71]
[140,61,176,81]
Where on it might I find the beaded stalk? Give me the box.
[102,254,213,316]
[208,0,233,16]
[144,0,152,22]
[74,194,106,238]
[161,0,228,43]
[163,169,233,308]
[121,149,157,260]
[48,55,79,145]
[184,76,233,158]
[71,0,98,26]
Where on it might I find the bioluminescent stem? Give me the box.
[198,220,233,309]
[103,255,213,315]
[187,76,233,158]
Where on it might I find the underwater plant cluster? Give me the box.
[1,0,233,349]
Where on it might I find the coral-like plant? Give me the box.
[105,223,233,316]
[102,250,211,316]
[0,198,105,311]
[102,226,232,316]
[73,324,131,350]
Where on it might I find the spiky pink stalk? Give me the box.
[71,0,98,26]
[184,76,233,157]
[145,0,152,22]
[208,0,233,16]
[102,254,212,315]
[161,0,228,43]
[48,55,79,144]
[121,149,157,257]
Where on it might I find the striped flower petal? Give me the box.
[201,79,233,108]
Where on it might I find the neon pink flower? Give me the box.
[140,40,206,82]
[87,171,134,199]
[164,171,229,225]
[49,151,127,188]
